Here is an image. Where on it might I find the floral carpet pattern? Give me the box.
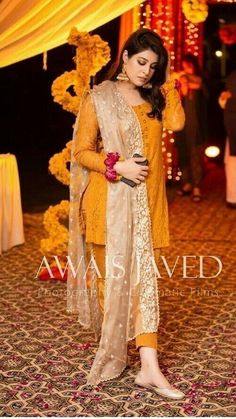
[0,166,236,416]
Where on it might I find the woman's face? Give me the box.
[123,49,159,87]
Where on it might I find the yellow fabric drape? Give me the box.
[0,0,141,68]
[118,6,140,55]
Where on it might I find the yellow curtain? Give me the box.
[118,6,141,55]
[0,0,141,68]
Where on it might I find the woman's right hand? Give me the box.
[114,156,149,184]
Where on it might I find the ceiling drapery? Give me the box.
[0,0,141,68]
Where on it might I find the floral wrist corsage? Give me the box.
[104,152,122,182]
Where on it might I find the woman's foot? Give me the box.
[192,187,202,202]
[177,183,192,196]
[136,347,185,399]
[137,347,173,389]
[136,365,173,390]
[135,371,185,399]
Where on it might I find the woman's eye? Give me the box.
[138,60,158,70]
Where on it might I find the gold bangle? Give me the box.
[115,174,122,181]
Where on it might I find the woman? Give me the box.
[175,53,207,202]
[219,69,236,209]
[67,29,185,398]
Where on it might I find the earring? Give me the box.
[116,64,129,81]
[142,82,152,89]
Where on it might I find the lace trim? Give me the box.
[83,81,161,386]
[87,327,159,387]
[133,106,169,250]
[87,362,128,386]
[130,101,160,330]
[114,86,160,332]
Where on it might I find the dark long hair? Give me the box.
[109,28,168,120]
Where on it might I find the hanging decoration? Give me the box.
[41,200,69,258]
[151,0,178,180]
[182,0,208,24]
[48,141,71,186]
[184,19,203,63]
[40,29,111,268]
[130,0,205,181]
[51,28,110,115]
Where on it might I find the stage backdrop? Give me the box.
[0,0,141,68]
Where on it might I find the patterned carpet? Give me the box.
[0,164,236,417]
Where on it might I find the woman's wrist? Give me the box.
[113,160,122,174]
[161,78,181,96]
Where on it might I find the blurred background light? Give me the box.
[205,146,221,158]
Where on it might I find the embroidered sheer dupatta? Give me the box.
[67,80,160,385]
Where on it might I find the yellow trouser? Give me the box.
[87,243,160,350]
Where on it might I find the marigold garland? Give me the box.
[51,70,83,116]
[49,141,72,186]
[41,200,69,258]
[182,0,208,24]
[51,28,110,115]
[41,29,110,259]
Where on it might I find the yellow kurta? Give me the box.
[74,84,185,248]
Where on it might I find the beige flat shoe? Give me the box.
[135,377,185,400]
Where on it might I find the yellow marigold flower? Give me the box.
[182,0,208,24]
[40,200,69,258]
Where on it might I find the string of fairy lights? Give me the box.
[138,1,184,181]
[134,0,235,180]
[185,20,200,56]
